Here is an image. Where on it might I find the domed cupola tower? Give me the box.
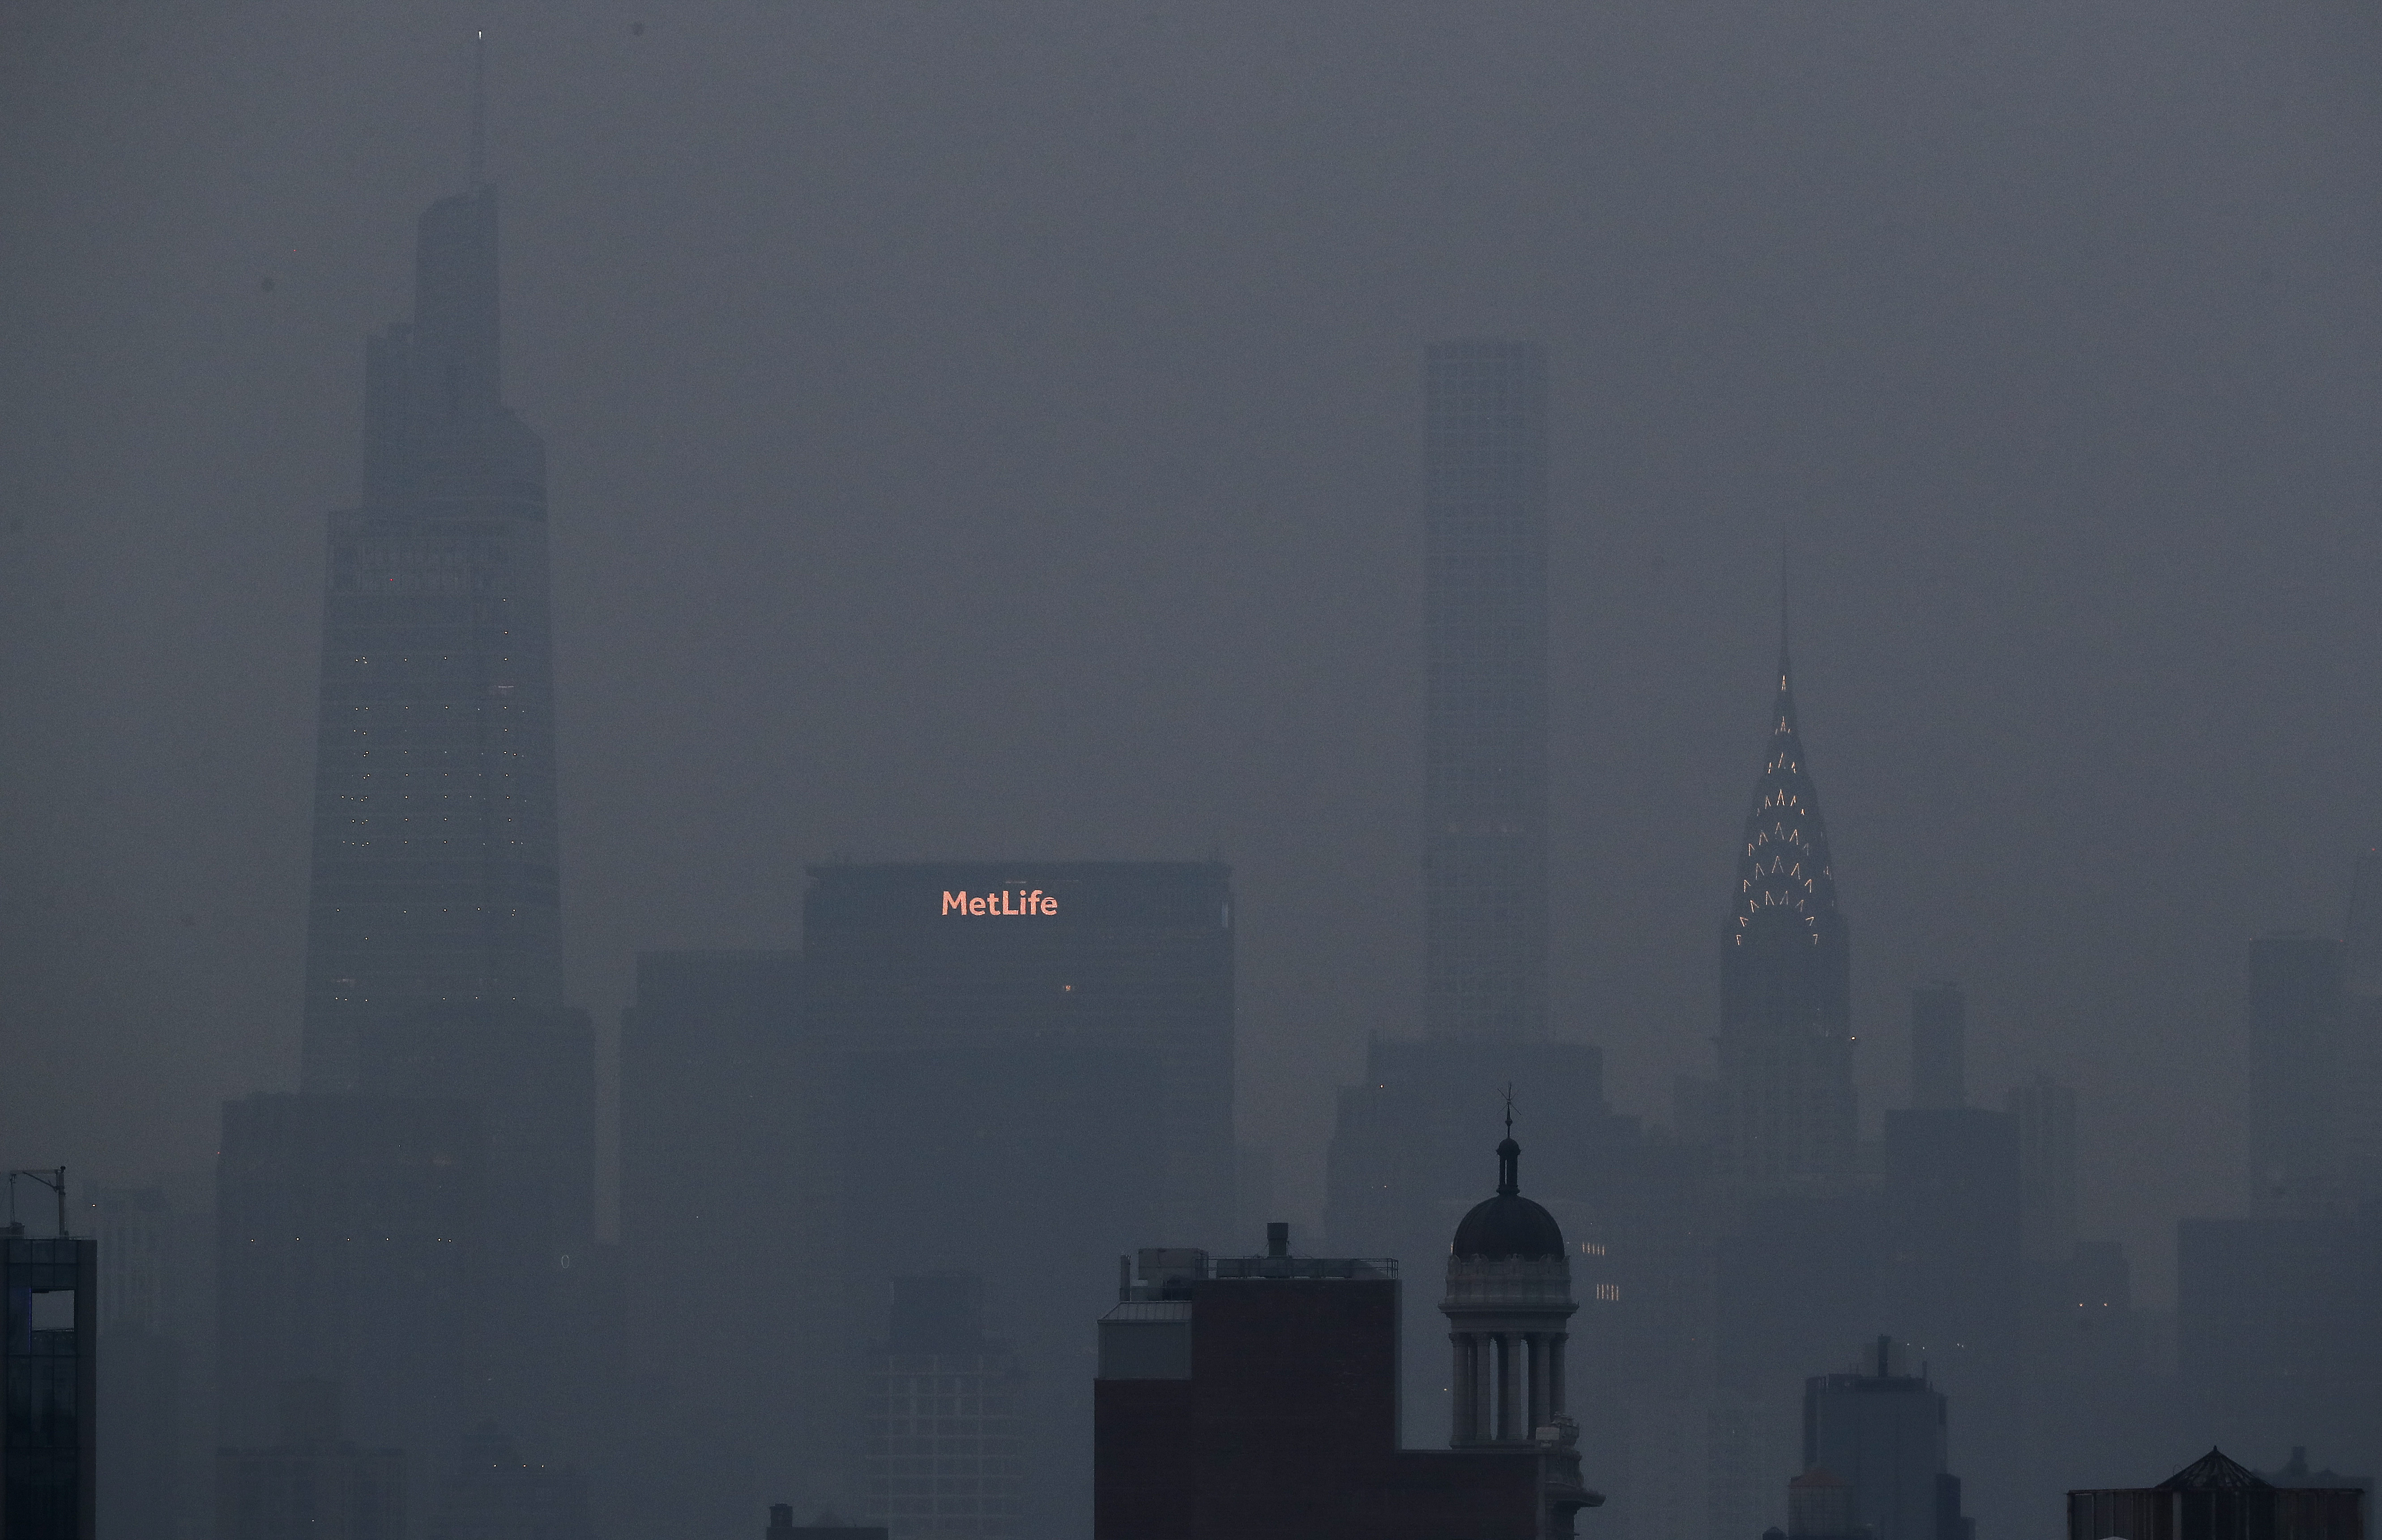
[1443,1128,1578,1447]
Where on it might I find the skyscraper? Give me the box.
[1716,635,1856,1187]
[1797,1340,1973,1540]
[2,1208,97,1540]
[268,123,595,1472]
[1423,340,1548,1045]
[1908,985,1964,1111]
[796,861,1233,1528]
[214,1094,486,1462]
[2006,1074,2078,1269]
[2243,931,2344,1216]
[2339,850,2382,1205]
[616,951,805,1540]
[216,1381,405,1540]
[299,175,563,1094]
[864,1273,1024,1539]
[1327,342,1615,1461]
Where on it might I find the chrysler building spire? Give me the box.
[1714,603,1856,1187]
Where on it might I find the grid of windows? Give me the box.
[863,1355,1024,1536]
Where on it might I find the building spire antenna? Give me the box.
[1779,532,1792,669]
[469,31,487,189]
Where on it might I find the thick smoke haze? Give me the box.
[6,0,2382,1305]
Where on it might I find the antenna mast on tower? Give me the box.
[470,31,487,188]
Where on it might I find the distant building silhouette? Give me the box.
[2258,1449,2375,1512]
[1716,631,1856,1188]
[1786,1466,1856,1540]
[1328,342,1637,1467]
[1908,985,1965,1111]
[2339,851,2382,1206]
[1095,1147,1600,1539]
[2066,1447,2366,1540]
[2006,1074,2079,1270]
[1422,340,1549,1044]
[266,157,596,1480]
[214,1094,485,1467]
[298,179,566,1095]
[81,1185,185,1540]
[1702,631,1872,1540]
[2244,932,2346,1216]
[2176,1208,2382,1473]
[354,1009,596,1446]
[2,1211,97,1540]
[1879,1109,2020,1435]
[1796,1338,1973,1540]
[796,861,1232,1527]
[616,950,803,1537]
[426,1424,592,1540]
[766,1503,887,1540]
[864,1274,1022,1539]
[216,1380,405,1540]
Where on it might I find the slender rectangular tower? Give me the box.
[299,183,563,1091]
[1423,341,1549,1043]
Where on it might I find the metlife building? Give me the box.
[793,861,1236,1532]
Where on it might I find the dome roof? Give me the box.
[1451,1136,1566,1260]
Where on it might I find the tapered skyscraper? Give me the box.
[299,179,563,1091]
[1716,631,1856,1184]
[1423,341,1548,1042]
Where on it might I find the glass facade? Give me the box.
[3,1236,96,1540]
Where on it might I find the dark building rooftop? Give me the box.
[1093,1230,1595,1540]
[2069,1448,2367,1540]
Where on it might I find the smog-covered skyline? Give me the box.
[7,0,2382,1305]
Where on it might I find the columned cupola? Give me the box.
[1443,1131,1578,1447]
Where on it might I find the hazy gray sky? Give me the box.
[5,0,2379,1297]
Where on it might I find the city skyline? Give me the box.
[4,21,2382,1540]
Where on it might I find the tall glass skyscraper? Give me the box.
[1423,341,1550,1043]
[299,182,563,1092]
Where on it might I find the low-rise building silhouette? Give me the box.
[217,1380,404,1540]
[2067,1447,2365,1540]
[1094,1140,1601,1539]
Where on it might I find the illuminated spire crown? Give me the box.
[1733,625,1839,947]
